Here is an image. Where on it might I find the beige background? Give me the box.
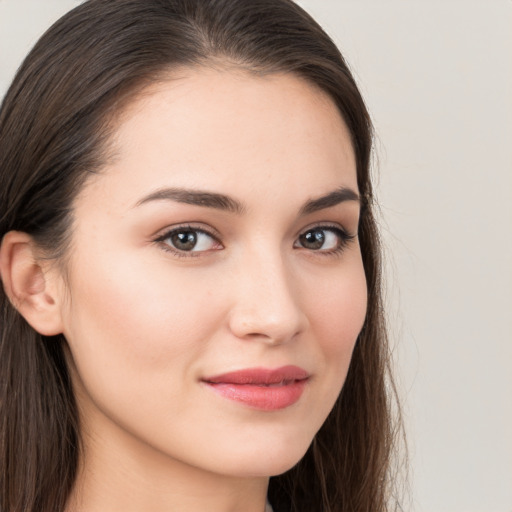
[1,1,511,511]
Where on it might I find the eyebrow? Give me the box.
[300,187,360,215]
[134,186,359,215]
[135,188,245,214]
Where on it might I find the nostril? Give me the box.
[228,310,306,345]
[227,262,308,343]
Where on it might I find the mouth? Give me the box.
[201,365,309,411]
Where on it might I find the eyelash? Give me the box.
[153,223,356,258]
[154,224,221,258]
[296,224,356,257]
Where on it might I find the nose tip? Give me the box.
[229,311,304,344]
[227,260,308,345]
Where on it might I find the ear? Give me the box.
[0,231,65,336]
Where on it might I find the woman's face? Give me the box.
[57,68,367,478]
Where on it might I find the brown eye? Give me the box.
[170,231,198,251]
[299,229,326,250]
[295,226,352,252]
[158,228,220,253]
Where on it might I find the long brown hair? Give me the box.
[0,1,403,510]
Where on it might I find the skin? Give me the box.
[33,68,367,511]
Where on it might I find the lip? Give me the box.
[202,365,309,411]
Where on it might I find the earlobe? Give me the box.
[0,231,64,336]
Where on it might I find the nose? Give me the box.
[227,249,308,345]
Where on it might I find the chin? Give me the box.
[210,432,314,478]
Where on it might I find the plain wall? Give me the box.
[1,1,511,511]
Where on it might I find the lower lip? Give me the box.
[204,380,307,411]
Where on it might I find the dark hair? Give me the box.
[0,1,403,511]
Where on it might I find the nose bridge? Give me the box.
[228,244,307,343]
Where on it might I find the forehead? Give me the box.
[80,67,357,210]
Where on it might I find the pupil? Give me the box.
[301,230,325,250]
[172,231,197,250]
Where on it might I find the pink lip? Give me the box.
[202,365,309,411]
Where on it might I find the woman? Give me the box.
[0,1,401,511]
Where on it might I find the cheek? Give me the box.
[309,259,367,355]
[61,252,223,399]
[303,254,367,403]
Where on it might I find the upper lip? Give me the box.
[202,365,309,385]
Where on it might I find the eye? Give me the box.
[155,226,221,254]
[295,226,354,253]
